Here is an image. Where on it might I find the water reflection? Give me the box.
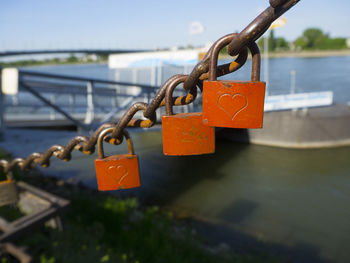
[125,130,350,263]
[4,126,349,262]
[29,56,350,103]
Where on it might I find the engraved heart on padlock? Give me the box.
[107,165,129,186]
[218,93,248,120]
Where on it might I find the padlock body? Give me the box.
[95,154,140,191]
[162,112,215,156]
[0,180,19,206]
[203,80,265,128]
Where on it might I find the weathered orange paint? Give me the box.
[95,154,140,191]
[162,112,215,156]
[203,80,265,128]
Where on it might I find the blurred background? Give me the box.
[0,1,349,263]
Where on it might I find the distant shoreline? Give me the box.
[2,49,350,68]
[20,61,107,68]
[0,60,107,68]
[219,49,350,59]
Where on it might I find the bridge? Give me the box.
[0,49,154,57]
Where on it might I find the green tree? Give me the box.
[275,37,289,50]
[268,30,276,51]
[67,54,78,63]
[257,34,289,51]
[294,37,306,49]
[303,28,324,48]
[257,37,265,50]
[294,28,347,50]
[329,38,347,49]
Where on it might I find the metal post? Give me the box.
[0,70,4,141]
[132,68,137,84]
[290,69,296,94]
[111,89,117,108]
[150,63,158,119]
[115,70,120,93]
[131,68,139,99]
[151,64,156,87]
[114,70,121,108]
[155,60,162,104]
[84,81,95,125]
[11,95,18,106]
[264,33,269,96]
[157,60,162,87]
[50,94,56,120]
[69,94,75,114]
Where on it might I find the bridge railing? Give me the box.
[3,69,196,131]
[13,70,159,130]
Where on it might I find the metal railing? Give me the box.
[5,70,161,131]
[3,69,197,131]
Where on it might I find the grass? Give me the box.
[0,153,281,263]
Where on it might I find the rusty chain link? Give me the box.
[227,0,300,56]
[0,0,300,174]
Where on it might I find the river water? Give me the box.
[19,57,350,262]
[27,55,350,103]
[2,127,349,263]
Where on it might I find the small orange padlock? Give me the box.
[203,42,266,128]
[95,128,140,191]
[162,76,215,156]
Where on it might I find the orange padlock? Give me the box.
[95,128,141,191]
[162,76,215,156]
[203,42,266,128]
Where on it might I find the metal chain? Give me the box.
[0,0,300,174]
[0,42,247,174]
[227,0,300,56]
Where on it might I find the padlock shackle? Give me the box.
[164,74,195,116]
[249,43,261,82]
[97,128,135,159]
[183,34,248,92]
[163,46,248,116]
[209,36,261,82]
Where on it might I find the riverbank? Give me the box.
[0,58,107,68]
[266,49,350,58]
[0,156,280,263]
[3,49,350,69]
[1,128,350,262]
[219,49,350,59]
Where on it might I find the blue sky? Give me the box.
[0,0,349,51]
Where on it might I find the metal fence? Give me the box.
[2,67,201,131]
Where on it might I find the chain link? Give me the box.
[227,0,300,56]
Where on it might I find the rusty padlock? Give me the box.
[203,42,266,128]
[0,173,19,207]
[95,128,141,191]
[162,76,215,156]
